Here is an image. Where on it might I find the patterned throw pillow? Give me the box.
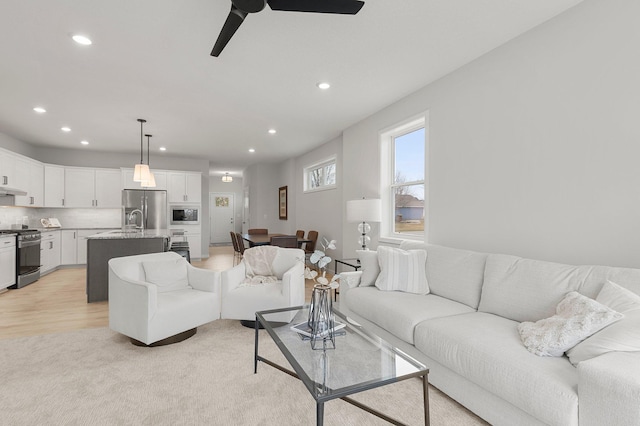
[374,246,429,295]
[518,291,623,357]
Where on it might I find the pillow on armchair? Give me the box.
[142,258,191,293]
[375,246,429,295]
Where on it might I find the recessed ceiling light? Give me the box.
[159,147,167,151]
[317,82,331,90]
[61,127,71,132]
[248,148,255,153]
[72,34,92,45]
[80,140,89,145]
[33,107,46,113]
[268,129,276,134]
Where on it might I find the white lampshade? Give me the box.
[141,172,156,188]
[346,199,382,223]
[133,164,150,182]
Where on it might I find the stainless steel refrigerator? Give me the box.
[122,189,168,230]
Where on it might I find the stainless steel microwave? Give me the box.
[170,205,200,225]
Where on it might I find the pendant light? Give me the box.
[141,134,156,188]
[133,118,151,182]
[222,172,233,183]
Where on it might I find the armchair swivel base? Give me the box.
[130,327,197,347]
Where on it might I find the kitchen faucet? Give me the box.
[128,209,144,232]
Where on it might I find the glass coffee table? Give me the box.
[254,306,430,425]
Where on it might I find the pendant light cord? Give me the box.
[137,119,147,164]
[146,134,152,166]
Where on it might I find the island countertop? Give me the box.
[87,229,172,239]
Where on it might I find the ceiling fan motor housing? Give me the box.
[232,0,267,13]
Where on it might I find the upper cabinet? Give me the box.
[0,149,16,189]
[13,157,44,207]
[64,167,121,208]
[168,172,201,203]
[122,168,167,190]
[44,164,65,207]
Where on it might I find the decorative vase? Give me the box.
[308,283,335,350]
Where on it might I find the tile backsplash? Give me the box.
[0,206,122,229]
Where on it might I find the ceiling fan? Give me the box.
[211,0,365,57]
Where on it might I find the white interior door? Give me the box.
[209,193,235,244]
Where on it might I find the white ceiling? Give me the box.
[0,0,582,177]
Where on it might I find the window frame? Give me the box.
[379,112,429,243]
[303,156,337,193]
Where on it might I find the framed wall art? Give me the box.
[279,186,288,220]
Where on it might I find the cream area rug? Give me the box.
[0,320,487,425]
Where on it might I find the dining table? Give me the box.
[241,233,311,248]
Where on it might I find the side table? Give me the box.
[334,258,361,301]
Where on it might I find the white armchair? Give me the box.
[108,251,221,346]
[221,247,305,324]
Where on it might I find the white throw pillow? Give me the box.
[567,281,640,365]
[142,258,191,293]
[375,246,429,295]
[356,250,379,287]
[517,291,623,357]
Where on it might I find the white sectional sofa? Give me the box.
[339,242,640,426]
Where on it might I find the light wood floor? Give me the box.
[0,245,317,341]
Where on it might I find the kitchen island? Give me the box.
[86,229,171,303]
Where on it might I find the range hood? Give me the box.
[0,187,27,196]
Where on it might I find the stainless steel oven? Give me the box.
[10,229,41,288]
[170,205,200,225]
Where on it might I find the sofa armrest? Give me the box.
[187,266,221,294]
[578,351,640,426]
[221,262,247,294]
[108,269,158,321]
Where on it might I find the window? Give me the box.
[380,114,427,241]
[303,157,337,192]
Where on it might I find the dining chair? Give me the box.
[230,231,242,264]
[296,230,304,239]
[270,235,298,248]
[235,232,246,256]
[304,230,319,265]
[248,228,268,235]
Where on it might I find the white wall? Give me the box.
[343,0,640,268]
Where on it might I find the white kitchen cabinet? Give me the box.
[13,157,43,207]
[64,167,121,208]
[170,225,201,259]
[122,168,167,190]
[0,149,16,189]
[41,230,61,274]
[44,164,65,207]
[60,230,78,265]
[0,235,16,290]
[168,172,201,203]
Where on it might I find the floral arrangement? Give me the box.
[304,237,340,288]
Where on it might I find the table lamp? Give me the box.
[346,198,382,250]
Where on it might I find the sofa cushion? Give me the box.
[567,281,640,365]
[414,312,579,426]
[355,249,379,286]
[413,243,487,309]
[343,286,474,344]
[479,254,640,323]
[142,258,191,293]
[375,246,429,294]
[517,291,623,357]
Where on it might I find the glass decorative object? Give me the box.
[308,283,335,350]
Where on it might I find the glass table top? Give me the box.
[256,306,428,402]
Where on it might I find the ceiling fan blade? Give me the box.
[211,6,248,57]
[268,0,364,15]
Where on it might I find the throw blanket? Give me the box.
[241,246,279,285]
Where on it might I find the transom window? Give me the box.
[303,157,336,192]
[380,114,427,240]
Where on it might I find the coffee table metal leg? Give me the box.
[254,315,259,374]
[317,402,324,426]
[423,375,430,426]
